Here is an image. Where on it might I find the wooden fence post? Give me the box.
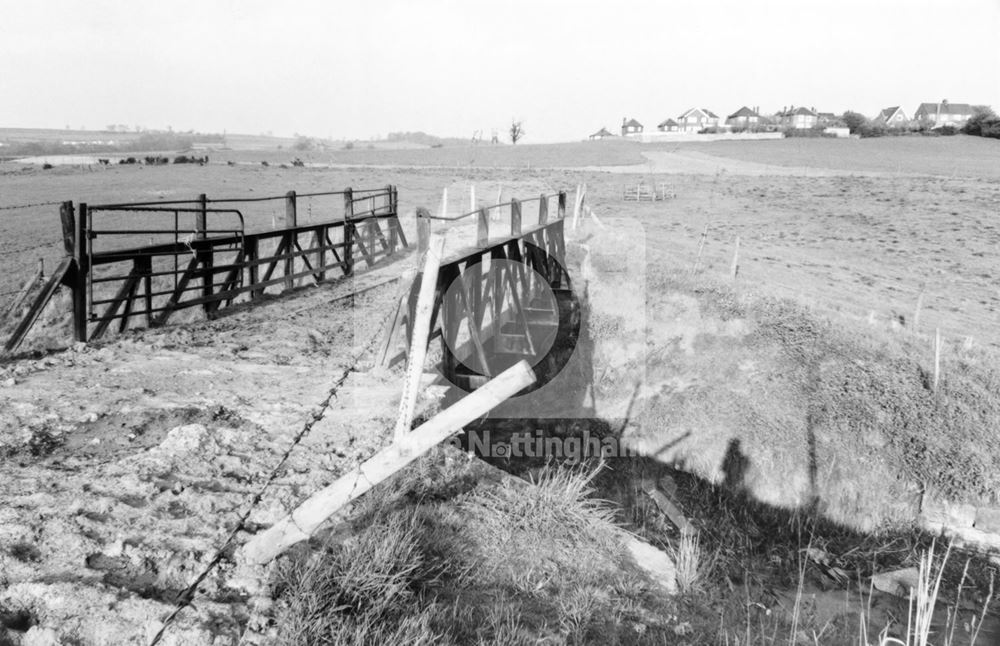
[386,184,397,255]
[60,201,75,256]
[284,191,297,290]
[343,188,354,276]
[73,203,89,342]
[538,193,548,224]
[511,198,521,237]
[197,193,213,313]
[557,191,567,219]
[477,207,489,248]
[730,236,741,280]
[417,208,431,254]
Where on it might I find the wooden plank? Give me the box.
[4,258,72,353]
[1,260,44,324]
[90,267,141,339]
[154,255,200,327]
[395,236,445,441]
[284,191,297,290]
[240,360,537,565]
[352,223,377,268]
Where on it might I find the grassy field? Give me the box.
[2,135,999,346]
[678,134,1000,178]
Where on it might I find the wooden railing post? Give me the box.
[538,193,548,224]
[386,184,397,255]
[557,191,567,219]
[60,201,75,256]
[416,208,431,254]
[477,207,489,248]
[510,198,521,237]
[197,193,212,313]
[284,190,297,290]
[73,203,89,342]
[343,188,355,276]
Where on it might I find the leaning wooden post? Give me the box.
[510,197,521,237]
[730,236,741,280]
[557,191,567,219]
[477,207,489,248]
[440,187,448,219]
[72,202,89,342]
[470,184,476,213]
[538,193,548,224]
[343,188,354,276]
[197,193,213,313]
[284,191,297,291]
[241,360,536,565]
[393,235,445,442]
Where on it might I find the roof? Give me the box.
[657,118,679,128]
[679,108,719,120]
[916,102,974,116]
[727,106,758,119]
[877,106,904,120]
[623,118,643,128]
[785,106,818,116]
[590,127,614,137]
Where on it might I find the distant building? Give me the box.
[677,108,720,133]
[778,106,819,129]
[873,106,909,128]
[914,100,974,127]
[817,112,840,126]
[725,106,761,128]
[589,127,615,140]
[656,118,681,132]
[621,118,643,136]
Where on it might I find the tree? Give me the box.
[841,111,868,135]
[964,105,997,136]
[509,119,525,144]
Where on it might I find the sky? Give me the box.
[1,0,998,143]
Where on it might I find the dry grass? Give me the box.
[269,452,681,645]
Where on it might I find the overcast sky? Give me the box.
[1,0,998,142]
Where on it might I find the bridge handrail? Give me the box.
[417,193,560,221]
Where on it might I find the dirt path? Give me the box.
[0,269,416,644]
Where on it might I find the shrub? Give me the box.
[42,163,53,170]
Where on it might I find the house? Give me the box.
[817,112,840,126]
[777,106,819,129]
[677,108,720,133]
[913,100,974,127]
[656,118,680,132]
[589,127,615,140]
[621,118,643,136]
[873,106,909,128]
[725,106,760,128]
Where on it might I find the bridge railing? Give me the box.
[3,185,408,352]
[415,191,567,261]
